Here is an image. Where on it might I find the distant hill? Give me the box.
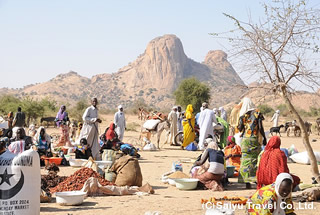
[0,34,249,109]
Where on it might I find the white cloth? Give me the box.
[271,110,280,127]
[78,105,100,159]
[274,173,293,215]
[8,140,25,154]
[219,107,227,121]
[34,126,51,145]
[114,109,126,141]
[198,109,217,150]
[208,162,224,175]
[239,97,255,117]
[168,110,178,144]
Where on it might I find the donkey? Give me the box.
[139,120,171,149]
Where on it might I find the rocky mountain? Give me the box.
[1,34,246,109]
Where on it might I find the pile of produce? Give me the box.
[50,167,114,193]
[167,171,190,179]
[201,196,247,205]
[41,164,67,200]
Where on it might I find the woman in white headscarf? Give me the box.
[192,138,225,191]
[247,173,295,215]
[237,97,267,188]
[34,126,52,156]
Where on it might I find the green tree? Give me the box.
[69,99,89,121]
[0,95,21,115]
[174,77,211,112]
[21,97,45,126]
[257,104,274,116]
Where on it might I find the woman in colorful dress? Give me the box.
[257,136,300,190]
[34,126,52,157]
[55,105,71,147]
[182,104,195,149]
[237,97,267,188]
[247,173,295,215]
[224,136,241,175]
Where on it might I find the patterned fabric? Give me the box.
[247,184,294,215]
[238,110,262,138]
[194,170,224,191]
[238,137,261,183]
[216,116,229,148]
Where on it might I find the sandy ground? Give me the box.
[39,114,320,215]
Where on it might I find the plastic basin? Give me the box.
[69,159,87,167]
[226,166,236,178]
[174,178,199,190]
[55,191,86,206]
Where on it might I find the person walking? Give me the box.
[198,103,217,150]
[168,106,178,145]
[13,107,26,128]
[114,105,126,141]
[271,110,280,127]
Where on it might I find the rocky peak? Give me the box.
[203,50,228,67]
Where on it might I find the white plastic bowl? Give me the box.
[95,161,113,169]
[174,178,199,190]
[55,191,86,206]
[69,159,87,167]
[167,178,176,186]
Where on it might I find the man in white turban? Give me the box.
[168,106,178,145]
[114,105,126,141]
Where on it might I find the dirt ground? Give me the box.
[39,114,320,215]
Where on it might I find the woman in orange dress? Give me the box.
[224,136,241,173]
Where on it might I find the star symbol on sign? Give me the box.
[0,168,15,186]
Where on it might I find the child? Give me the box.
[75,138,92,159]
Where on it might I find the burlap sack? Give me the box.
[110,155,142,187]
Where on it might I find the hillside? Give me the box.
[1,34,247,109]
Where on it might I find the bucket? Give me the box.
[226,166,235,178]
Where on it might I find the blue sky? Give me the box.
[0,0,317,89]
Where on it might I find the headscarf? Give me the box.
[257,136,289,189]
[239,97,255,117]
[274,173,293,215]
[229,102,243,127]
[56,105,67,126]
[212,108,217,115]
[276,110,280,114]
[186,104,193,113]
[34,126,51,145]
[118,105,123,111]
[106,123,116,140]
[227,136,235,145]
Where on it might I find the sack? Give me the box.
[143,119,161,130]
[143,143,157,151]
[110,155,143,187]
[82,157,98,172]
[102,149,117,162]
[290,151,320,164]
[0,149,40,215]
[185,142,198,151]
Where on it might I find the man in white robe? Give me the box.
[168,106,178,145]
[114,105,126,141]
[176,106,183,132]
[78,98,102,160]
[271,110,280,127]
[198,103,217,150]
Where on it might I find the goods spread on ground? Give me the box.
[201,196,248,205]
[50,167,114,193]
[167,171,190,179]
[41,164,67,197]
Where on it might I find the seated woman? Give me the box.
[75,138,92,159]
[247,173,295,215]
[257,136,300,190]
[8,128,33,154]
[34,126,52,157]
[192,140,225,191]
[100,123,120,151]
[224,136,241,175]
